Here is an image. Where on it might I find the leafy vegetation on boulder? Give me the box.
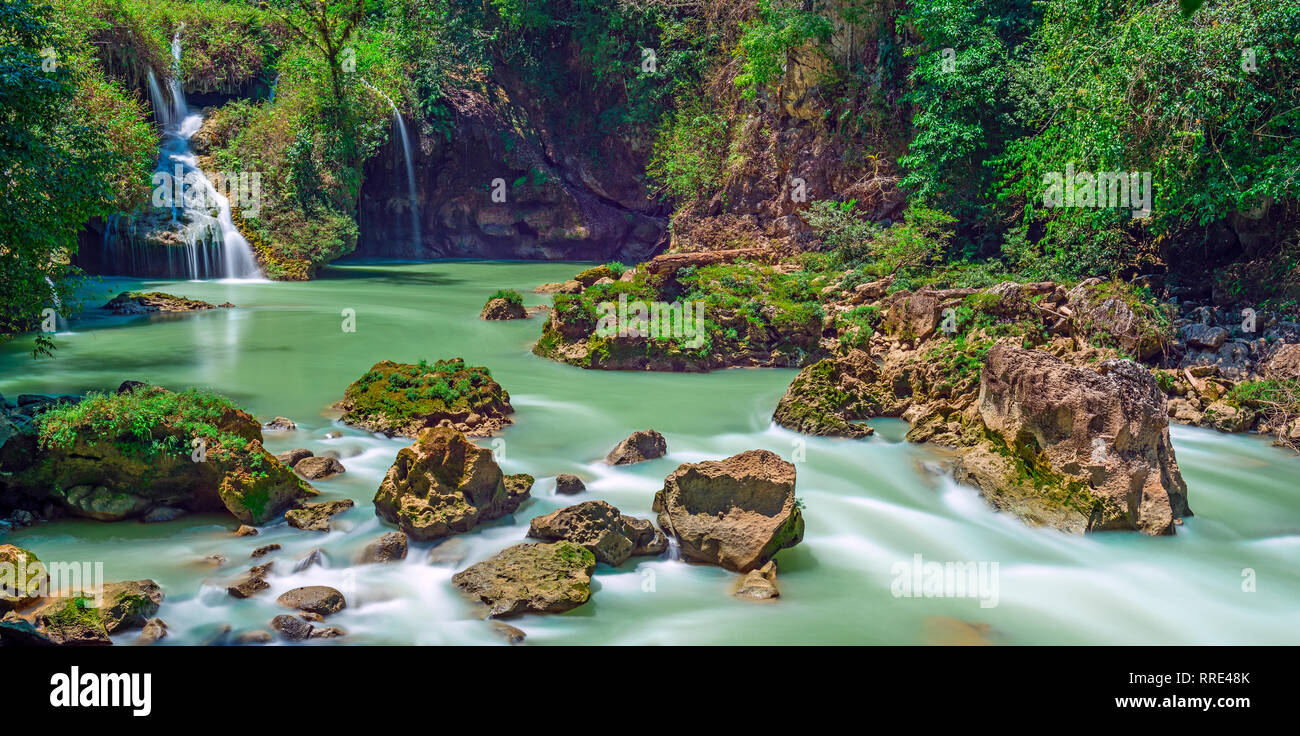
[338,358,513,437]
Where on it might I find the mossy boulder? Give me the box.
[574,265,616,286]
[373,425,532,541]
[4,386,314,525]
[772,350,882,437]
[480,290,527,320]
[26,580,163,646]
[337,359,513,437]
[957,345,1189,535]
[102,291,223,314]
[451,541,596,617]
[527,500,667,566]
[0,544,46,612]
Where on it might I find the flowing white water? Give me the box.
[101,30,263,282]
[4,261,1298,646]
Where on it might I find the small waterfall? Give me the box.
[99,28,262,281]
[365,82,421,251]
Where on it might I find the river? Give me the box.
[2,260,1297,645]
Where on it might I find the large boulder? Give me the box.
[451,541,595,617]
[883,290,941,342]
[652,450,805,572]
[102,291,218,314]
[373,425,532,541]
[772,350,880,437]
[527,500,667,566]
[605,429,667,465]
[3,386,314,525]
[1066,279,1169,360]
[1264,343,1300,379]
[337,359,514,437]
[22,579,163,646]
[959,345,1189,535]
[480,292,527,320]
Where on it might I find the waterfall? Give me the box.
[365,82,421,251]
[100,28,263,281]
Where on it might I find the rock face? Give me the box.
[359,531,408,564]
[451,541,595,617]
[960,345,1190,535]
[653,450,805,572]
[285,499,355,532]
[605,429,667,465]
[527,501,667,566]
[337,359,514,437]
[373,425,532,541]
[1,386,314,525]
[277,586,346,616]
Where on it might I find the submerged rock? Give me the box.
[373,425,531,542]
[527,500,666,566]
[653,449,804,572]
[605,429,667,465]
[956,345,1189,535]
[451,541,596,617]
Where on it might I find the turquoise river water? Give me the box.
[1,260,1297,645]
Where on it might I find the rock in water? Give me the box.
[527,500,667,566]
[373,425,531,541]
[102,291,217,314]
[358,531,408,564]
[137,618,168,645]
[554,473,586,495]
[276,448,314,467]
[337,358,513,437]
[227,563,273,599]
[480,295,527,320]
[734,561,780,600]
[0,545,46,612]
[605,429,667,465]
[294,455,345,480]
[277,586,346,616]
[451,541,595,617]
[653,449,804,572]
[264,416,297,431]
[285,499,354,532]
[270,614,314,641]
[957,345,1190,535]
